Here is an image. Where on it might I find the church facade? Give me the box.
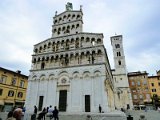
[25,3,115,113]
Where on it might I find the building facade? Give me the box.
[25,3,115,113]
[111,35,133,109]
[128,71,151,108]
[0,67,28,112]
[148,71,160,97]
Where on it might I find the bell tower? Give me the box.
[111,35,133,109]
[111,35,128,87]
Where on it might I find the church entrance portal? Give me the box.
[85,95,90,112]
[59,90,67,111]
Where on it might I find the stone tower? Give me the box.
[25,3,115,113]
[111,35,133,109]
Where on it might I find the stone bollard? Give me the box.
[31,113,36,120]
[127,115,133,120]
[139,114,147,120]
[86,115,92,120]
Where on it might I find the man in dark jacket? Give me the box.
[53,106,59,120]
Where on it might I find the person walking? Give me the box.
[99,104,102,113]
[37,107,47,120]
[53,106,59,120]
[34,105,38,115]
[31,106,38,120]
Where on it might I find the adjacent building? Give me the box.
[128,71,151,108]
[0,67,28,112]
[25,3,115,113]
[148,70,160,97]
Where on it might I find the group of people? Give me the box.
[6,106,25,120]
[34,105,59,120]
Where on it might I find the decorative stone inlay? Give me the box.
[61,78,67,83]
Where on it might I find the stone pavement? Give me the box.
[125,110,160,120]
[0,110,159,120]
[0,111,126,120]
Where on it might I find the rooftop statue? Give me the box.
[66,2,73,11]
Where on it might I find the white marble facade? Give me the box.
[25,3,114,113]
[25,65,110,113]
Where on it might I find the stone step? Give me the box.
[0,111,126,120]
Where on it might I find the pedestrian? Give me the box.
[22,106,26,113]
[37,107,47,120]
[6,111,16,120]
[53,106,59,120]
[99,104,102,113]
[127,104,130,110]
[31,105,38,120]
[47,105,54,119]
[158,106,160,113]
[144,107,147,112]
[42,107,47,120]
[47,107,49,113]
[22,106,26,116]
[13,108,23,120]
[121,108,124,112]
[34,105,38,115]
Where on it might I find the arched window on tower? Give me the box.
[77,14,81,19]
[34,48,38,54]
[91,38,95,46]
[41,62,45,69]
[75,38,79,48]
[76,24,79,28]
[72,14,75,19]
[51,56,54,62]
[97,50,102,55]
[33,58,36,63]
[38,57,40,62]
[115,44,120,48]
[39,46,42,53]
[97,38,102,44]
[66,26,70,33]
[54,20,57,24]
[71,24,75,29]
[118,60,121,65]
[63,15,66,19]
[48,42,51,48]
[117,52,121,56]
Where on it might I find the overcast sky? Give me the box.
[0,0,160,76]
